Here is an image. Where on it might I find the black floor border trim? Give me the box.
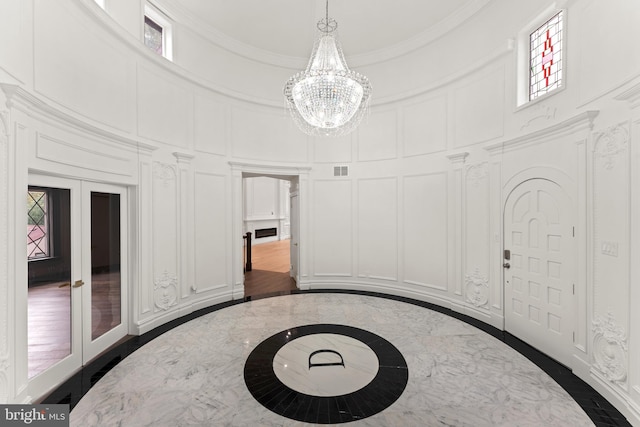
[42,288,631,426]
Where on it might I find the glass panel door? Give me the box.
[90,192,121,341]
[27,176,83,396]
[27,187,73,378]
[82,182,128,363]
[26,177,129,396]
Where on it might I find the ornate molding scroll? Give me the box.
[0,352,8,401]
[520,104,557,131]
[153,162,176,187]
[593,124,629,171]
[465,268,489,308]
[465,162,488,188]
[592,312,628,384]
[154,271,178,311]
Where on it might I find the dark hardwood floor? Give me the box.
[243,239,297,297]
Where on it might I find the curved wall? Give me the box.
[1,0,640,423]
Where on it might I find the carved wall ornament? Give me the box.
[593,124,629,171]
[154,270,178,311]
[592,312,628,384]
[0,111,8,140]
[520,104,557,131]
[153,162,176,187]
[465,268,489,307]
[465,162,488,188]
[0,352,8,400]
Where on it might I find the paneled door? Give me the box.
[27,175,128,393]
[503,178,574,367]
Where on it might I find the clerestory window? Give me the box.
[144,4,173,60]
[529,11,564,101]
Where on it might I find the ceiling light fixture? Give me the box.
[284,0,372,137]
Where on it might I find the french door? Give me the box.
[27,175,128,391]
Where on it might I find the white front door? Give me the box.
[503,178,574,367]
[27,175,128,395]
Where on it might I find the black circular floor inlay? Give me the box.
[244,324,408,424]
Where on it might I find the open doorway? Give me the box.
[242,174,299,297]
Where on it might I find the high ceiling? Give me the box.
[157,0,491,64]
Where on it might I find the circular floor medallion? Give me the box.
[244,324,408,424]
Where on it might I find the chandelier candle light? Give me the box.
[284,0,372,137]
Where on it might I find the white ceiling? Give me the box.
[157,0,491,64]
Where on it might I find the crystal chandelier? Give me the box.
[284,0,372,137]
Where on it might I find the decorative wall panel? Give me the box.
[231,106,308,163]
[464,162,491,308]
[453,67,505,147]
[313,180,352,276]
[152,161,178,310]
[592,312,628,386]
[154,270,178,311]
[403,173,448,289]
[194,94,226,155]
[591,123,630,389]
[358,178,397,281]
[34,0,134,132]
[313,133,352,164]
[403,96,447,157]
[194,172,228,292]
[592,123,630,326]
[138,67,191,146]
[576,0,640,103]
[357,109,397,162]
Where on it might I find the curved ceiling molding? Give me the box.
[349,0,493,68]
[154,0,493,69]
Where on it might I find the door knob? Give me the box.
[503,263,510,269]
[73,280,85,288]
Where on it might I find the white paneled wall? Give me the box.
[357,177,398,281]
[0,0,639,422]
[402,173,449,291]
[313,180,352,277]
[194,172,229,293]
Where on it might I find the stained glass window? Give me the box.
[529,11,563,101]
[27,189,49,260]
[144,16,164,56]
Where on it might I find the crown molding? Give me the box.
[484,110,599,154]
[1,84,158,153]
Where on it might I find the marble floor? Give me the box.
[56,291,628,426]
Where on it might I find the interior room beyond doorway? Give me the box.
[242,175,298,298]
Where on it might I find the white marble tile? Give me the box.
[71,293,594,426]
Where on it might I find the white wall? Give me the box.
[243,177,291,244]
[0,0,639,422]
